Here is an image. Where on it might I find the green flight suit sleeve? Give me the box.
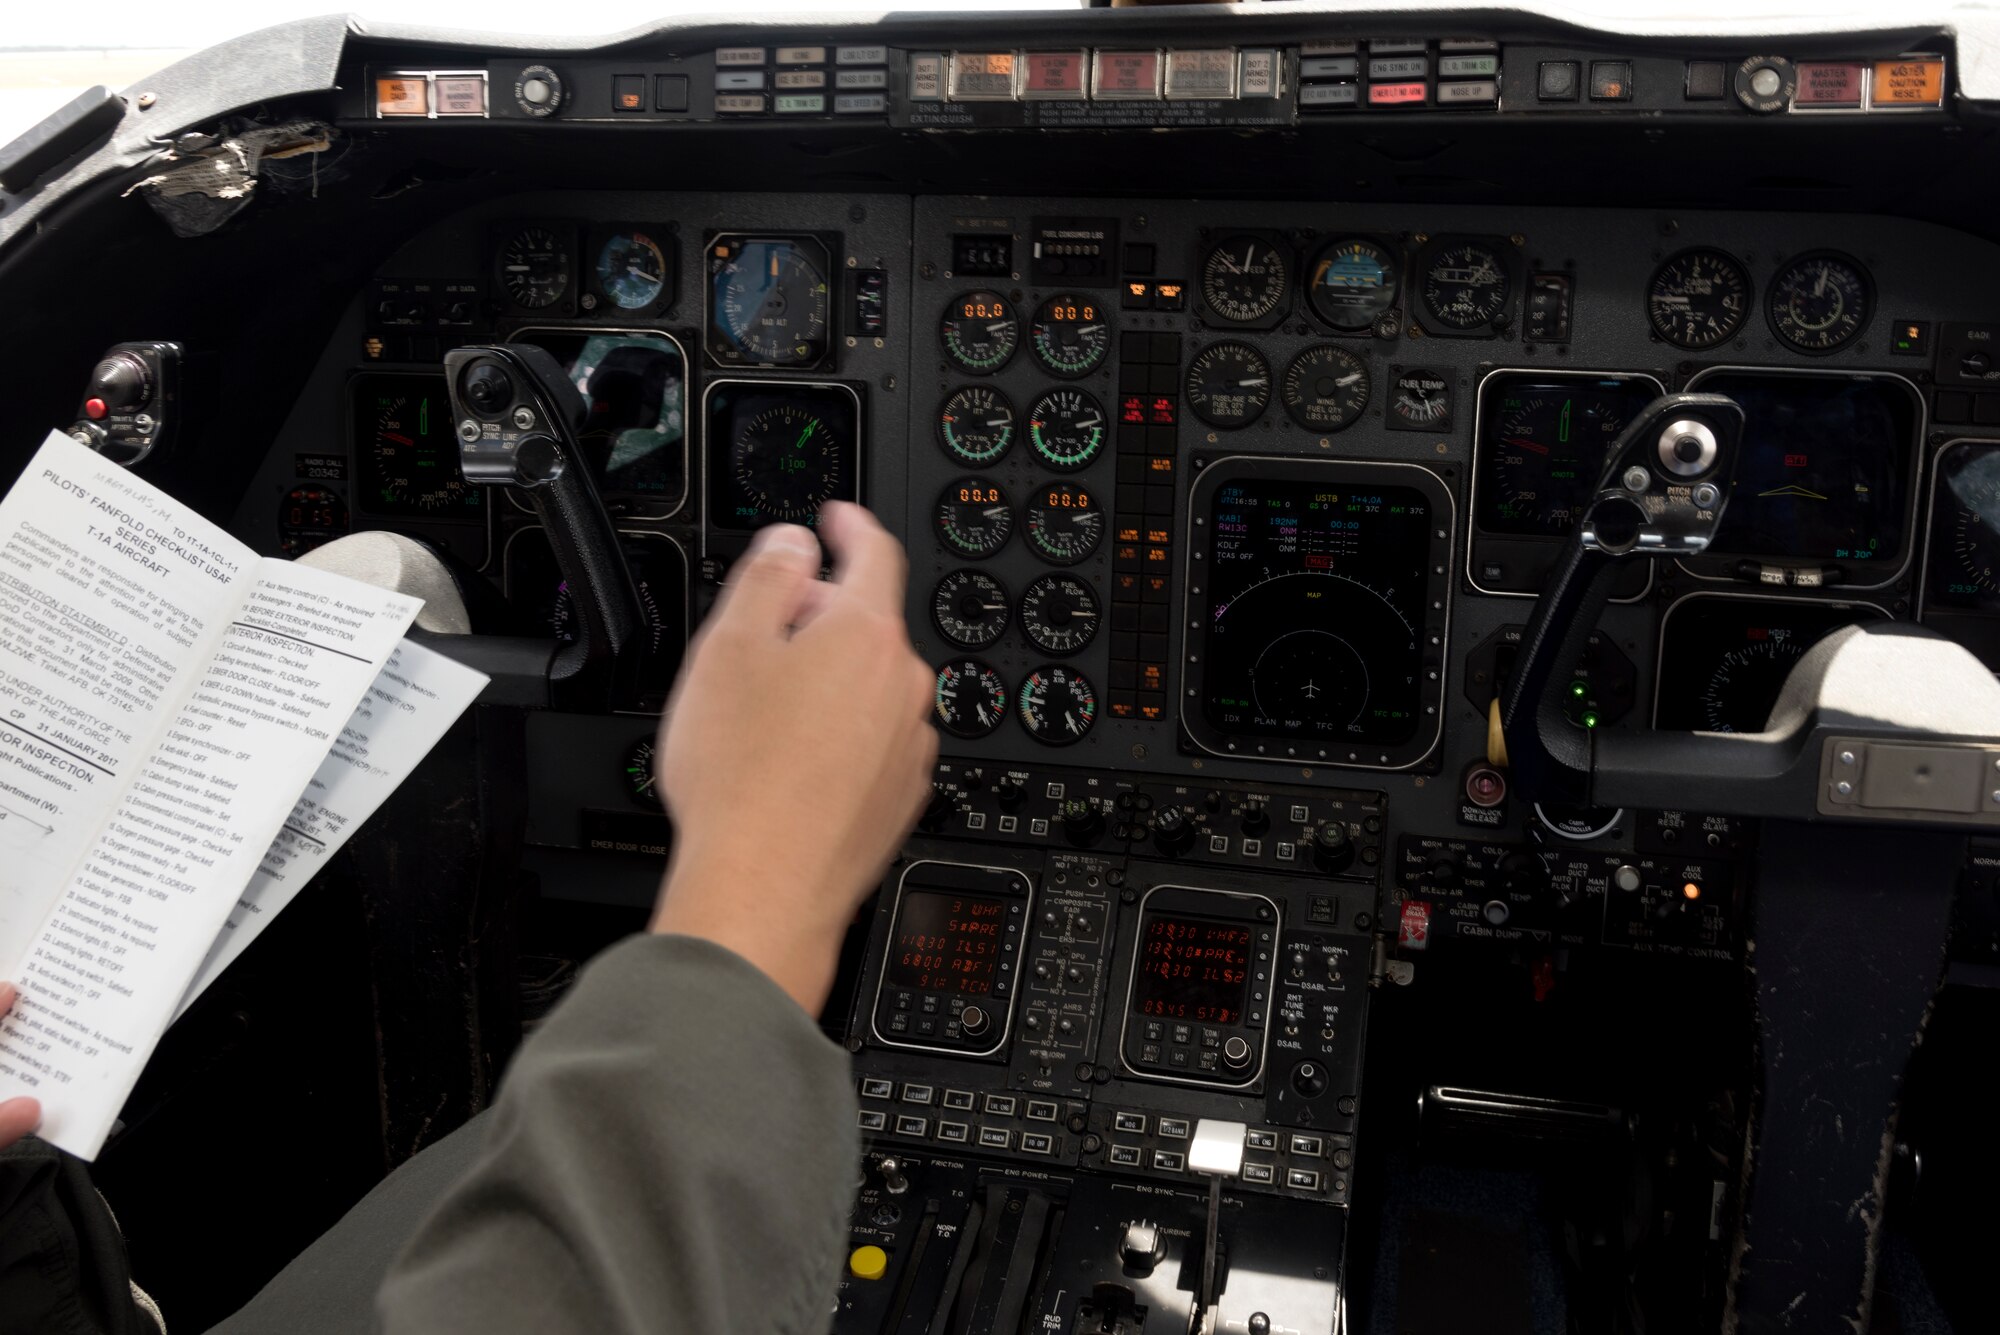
[375,933,859,1335]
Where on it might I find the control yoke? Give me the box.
[443,343,647,709]
[1500,392,2000,829]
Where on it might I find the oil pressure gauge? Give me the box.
[1019,664,1098,745]
[934,659,1010,739]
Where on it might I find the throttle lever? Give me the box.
[443,343,646,710]
[1501,392,1745,804]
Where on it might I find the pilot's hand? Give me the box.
[0,983,43,1149]
[651,502,937,1013]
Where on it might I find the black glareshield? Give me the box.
[1501,392,1745,803]
[443,343,646,709]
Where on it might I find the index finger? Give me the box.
[819,502,907,616]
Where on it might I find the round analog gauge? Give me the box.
[1028,388,1108,471]
[937,385,1016,467]
[1950,470,2000,597]
[500,225,572,309]
[371,393,477,513]
[1390,371,1451,430]
[940,290,1020,374]
[1184,341,1273,429]
[711,237,830,365]
[730,401,847,521]
[622,737,661,809]
[1019,664,1098,745]
[1281,345,1371,432]
[1699,636,1819,733]
[1200,234,1290,325]
[933,659,1010,739]
[931,569,1011,649]
[1031,294,1111,377]
[548,566,669,658]
[1486,388,1636,535]
[1023,482,1105,565]
[936,478,1013,559]
[1421,241,1510,331]
[1307,237,1400,331]
[1019,573,1100,656]
[1768,253,1871,354]
[596,231,668,311]
[1647,249,1750,350]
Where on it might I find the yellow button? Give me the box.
[849,1245,889,1281]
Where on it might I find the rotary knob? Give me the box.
[1060,797,1104,847]
[86,352,151,413]
[959,1004,991,1038]
[1120,1219,1167,1273]
[1309,822,1354,874]
[515,64,566,117]
[1222,1035,1254,1071]
[1150,806,1197,856]
[1239,799,1271,836]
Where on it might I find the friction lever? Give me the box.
[443,343,648,710]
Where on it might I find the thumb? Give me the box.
[713,524,822,635]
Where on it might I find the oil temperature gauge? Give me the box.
[1024,481,1104,565]
[1019,664,1098,745]
[932,569,1011,649]
[936,478,1013,559]
[933,658,1010,739]
[1030,294,1110,377]
[1028,388,1107,471]
[1019,573,1100,655]
[937,385,1016,466]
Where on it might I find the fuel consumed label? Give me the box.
[1133,915,1252,1023]
[886,891,1005,996]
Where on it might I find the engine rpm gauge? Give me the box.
[937,385,1016,467]
[932,569,1011,649]
[1019,664,1098,745]
[498,225,572,310]
[1646,249,1750,350]
[1030,294,1110,377]
[1420,240,1511,331]
[594,230,669,311]
[1024,482,1105,565]
[1028,388,1107,471]
[940,290,1020,374]
[936,478,1013,559]
[1019,573,1100,656]
[731,399,848,522]
[1767,252,1871,353]
[1184,341,1272,429]
[1281,345,1371,432]
[707,234,831,367]
[1200,234,1291,325]
[1306,237,1399,332]
[934,659,1010,739]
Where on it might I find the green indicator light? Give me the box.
[1569,681,1589,699]
[1581,711,1600,729]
